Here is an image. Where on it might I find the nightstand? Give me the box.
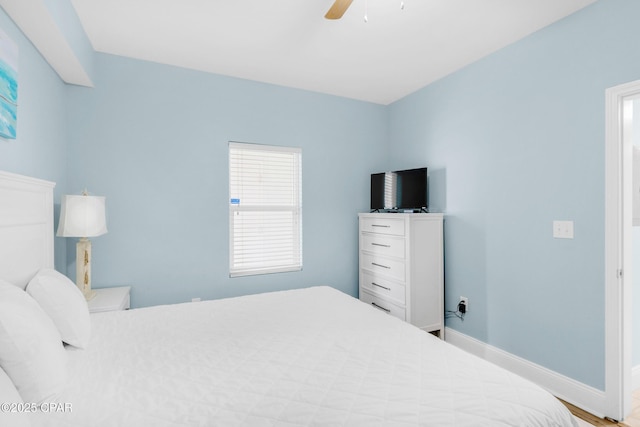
[88,286,131,313]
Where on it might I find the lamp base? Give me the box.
[76,238,97,301]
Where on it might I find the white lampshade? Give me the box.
[57,194,108,238]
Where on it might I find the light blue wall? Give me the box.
[388,0,640,390]
[0,7,69,271]
[65,53,388,308]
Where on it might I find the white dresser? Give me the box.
[358,213,444,337]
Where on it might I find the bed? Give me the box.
[0,171,579,427]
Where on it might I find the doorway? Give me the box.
[605,80,640,421]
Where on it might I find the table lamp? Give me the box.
[56,191,107,300]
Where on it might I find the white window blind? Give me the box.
[229,142,302,277]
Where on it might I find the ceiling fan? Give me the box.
[325,0,353,20]
[324,0,405,21]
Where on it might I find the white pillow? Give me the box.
[0,365,30,427]
[0,279,67,403]
[27,269,91,349]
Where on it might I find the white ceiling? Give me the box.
[68,0,596,105]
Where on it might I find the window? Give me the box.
[229,142,302,277]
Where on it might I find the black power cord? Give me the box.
[445,300,467,321]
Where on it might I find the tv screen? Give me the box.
[370,172,390,210]
[370,168,427,211]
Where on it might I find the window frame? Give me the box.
[228,141,302,277]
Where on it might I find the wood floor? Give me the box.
[561,390,640,426]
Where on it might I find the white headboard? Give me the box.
[0,170,55,289]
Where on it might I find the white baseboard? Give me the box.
[444,327,607,417]
[632,365,640,391]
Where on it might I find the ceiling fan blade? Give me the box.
[325,0,354,19]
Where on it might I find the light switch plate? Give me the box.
[553,220,574,239]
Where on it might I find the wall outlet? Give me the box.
[459,296,468,311]
[191,297,201,302]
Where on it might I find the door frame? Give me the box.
[604,79,640,420]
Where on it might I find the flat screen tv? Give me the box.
[370,167,427,211]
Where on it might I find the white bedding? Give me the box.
[31,286,577,426]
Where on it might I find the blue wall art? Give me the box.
[0,27,17,139]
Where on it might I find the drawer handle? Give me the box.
[372,262,390,269]
[371,243,391,248]
[371,224,390,228]
[372,282,391,291]
[371,302,390,313]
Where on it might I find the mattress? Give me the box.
[31,286,577,426]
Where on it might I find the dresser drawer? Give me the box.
[360,252,405,282]
[361,233,405,258]
[360,270,405,305]
[360,290,405,321]
[360,217,405,236]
